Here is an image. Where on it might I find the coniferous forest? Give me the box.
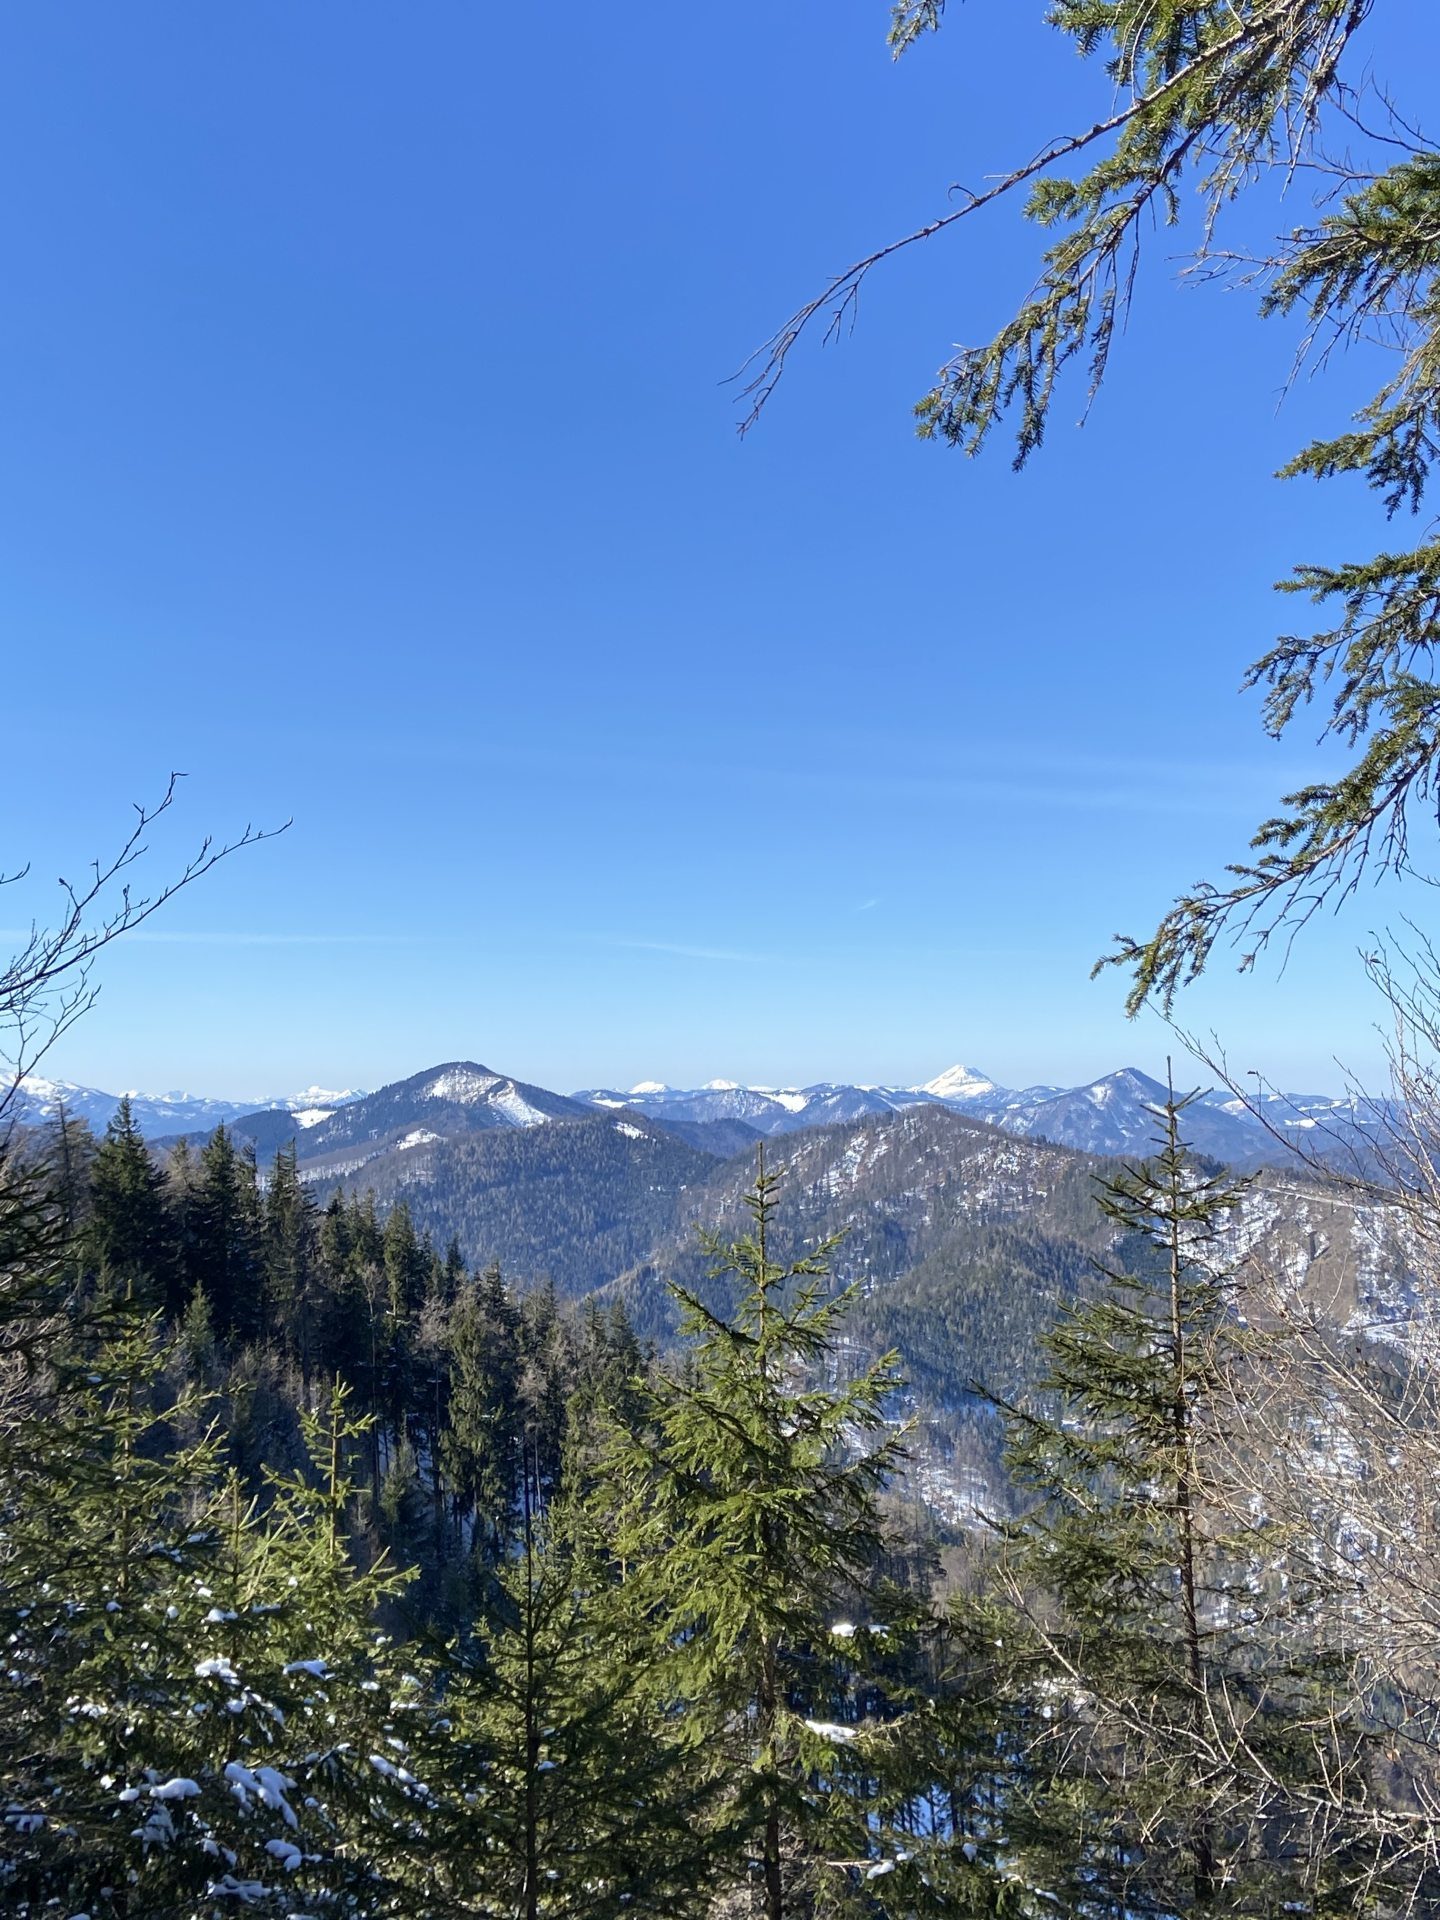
[9,1058,1440,1917]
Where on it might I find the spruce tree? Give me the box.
[443,1264,522,1569]
[517,1279,571,1511]
[412,1291,455,1584]
[973,1084,1369,1916]
[611,1157,911,1919]
[188,1124,264,1344]
[561,1298,648,1505]
[383,1199,426,1323]
[85,1096,178,1314]
[0,1315,445,1916]
[262,1141,318,1380]
[437,1468,714,1920]
[42,1101,97,1269]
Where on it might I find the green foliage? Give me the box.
[0,1304,436,1916]
[435,1489,714,1920]
[11,1071,1430,1911]
[907,3,1369,467]
[188,1123,264,1342]
[86,1095,178,1312]
[263,1141,320,1376]
[972,1087,1373,1914]
[610,1157,915,1917]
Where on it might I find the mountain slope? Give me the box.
[304,1109,723,1297]
[987,1068,1266,1163]
[293,1062,592,1169]
[11,1076,255,1138]
[601,1105,1113,1342]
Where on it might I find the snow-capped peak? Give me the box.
[702,1078,740,1091]
[918,1064,996,1102]
[17,1074,68,1101]
[425,1067,502,1104]
[628,1080,670,1095]
[284,1084,365,1109]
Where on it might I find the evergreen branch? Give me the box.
[1098,673,1440,1012]
[736,1,1364,440]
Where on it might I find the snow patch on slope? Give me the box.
[425,1068,501,1105]
[491,1087,551,1128]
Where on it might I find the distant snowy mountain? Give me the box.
[8,1075,365,1139]
[266,1085,368,1127]
[575,1074,943,1136]
[574,1082,809,1129]
[916,1064,998,1103]
[574,1064,1004,1138]
[981,1067,1260,1161]
[9,1076,256,1137]
[287,1063,594,1180]
[16,1051,1381,1173]
[571,1062,1375,1168]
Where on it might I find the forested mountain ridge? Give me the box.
[304,1107,723,1300]
[598,1103,1110,1332]
[153,1063,593,1167]
[292,1086,1423,1452]
[32,1052,1410,1403]
[19,1052,1419,1543]
[9,1064,1436,1914]
[288,1094,1130,1376]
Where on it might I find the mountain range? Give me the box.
[246,1064,1414,1527]
[13,1053,1412,1528]
[578,1064,1386,1166]
[13,1057,1388,1171]
[8,1075,367,1138]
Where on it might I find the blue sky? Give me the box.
[6,0,1435,1100]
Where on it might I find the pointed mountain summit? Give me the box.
[917,1064,998,1102]
[289,1061,593,1168]
[997,1067,1270,1162]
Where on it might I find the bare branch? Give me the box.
[0,775,287,1129]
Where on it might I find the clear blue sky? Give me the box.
[6,1,1435,1100]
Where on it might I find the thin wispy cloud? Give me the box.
[331,733,1334,823]
[598,937,771,964]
